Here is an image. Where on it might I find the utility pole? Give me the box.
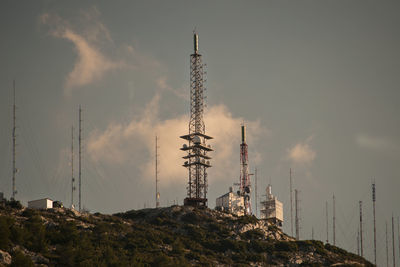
[392,214,396,267]
[326,201,329,243]
[372,182,377,266]
[78,106,82,212]
[290,168,293,237]
[254,167,258,218]
[359,201,363,257]
[312,227,314,240]
[155,135,160,208]
[11,80,17,200]
[295,189,299,240]
[71,126,76,208]
[333,194,336,246]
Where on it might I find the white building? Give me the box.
[215,187,245,216]
[28,198,53,209]
[260,185,283,227]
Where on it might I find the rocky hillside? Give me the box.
[0,200,373,266]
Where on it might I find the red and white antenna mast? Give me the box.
[239,124,251,215]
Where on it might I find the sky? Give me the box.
[1,0,399,264]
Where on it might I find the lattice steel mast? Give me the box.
[239,125,251,215]
[181,32,213,207]
[372,182,377,266]
[78,106,82,212]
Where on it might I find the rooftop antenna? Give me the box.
[359,201,363,257]
[326,201,329,243]
[372,182,377,265]
[392,214,395,267]
[180,31,213,207]
[290,168,293,237]
[71,126,76,208]
[295,189,300,240]
[333,194,336,246]
[78,106,82,212]
[155,135,160,208]
[11,80,17,200]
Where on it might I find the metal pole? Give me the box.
[333,194,336,246]
[295,189,299,240]
[326,201,329,243]
[71,126,75,208]
[290,168,293,237]
[155,135,160,208]
[393,214,396,267]
[387,221,389,267]
[78,106,82,212]
[373,182,377,266]
[357,227,360,256]
[360,201,363,257]
[12,80,17,200]
[255,167,258,218]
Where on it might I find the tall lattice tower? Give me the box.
[239,125,251,215]
[181,32,213,207]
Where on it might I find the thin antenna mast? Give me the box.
[78,106,82,212]
[11,80,17,200]
[155,135,160,208]
[326,201,329,243]
[290,168,293,237]
[254,167,258,217]
[71,126,76,208]
[373,182,377,265]
[359,201,363,257]
[357,227,360,256]
[387,221,389,267]
[295,189,299,240]
[392,214,396,267]
[333,194,336,246]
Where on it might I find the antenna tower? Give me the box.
[290,168,293,237]
[254,167,258,217]
[11,80,17,200]
[326,201,329,243]
[155,135,160,208]
[239,125,251,215]
[295,189,299,240]
[180,31,213,207]
[71,126,76,208]
[78,106,82,212]
[357,227,360,256]
[372,182,377,265]
[359,201,363,257]
[387,221,389,267]
[333,194,336,246]
[392,215,396,267]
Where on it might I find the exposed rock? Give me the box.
[0,250,11,265]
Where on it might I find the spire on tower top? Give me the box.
[193,31,199,54]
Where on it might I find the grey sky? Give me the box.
[1,0,399,264]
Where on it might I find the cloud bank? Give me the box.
[87,92,266,186]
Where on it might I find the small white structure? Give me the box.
[28,198,53,209]
[260,184,283,227]
[215,187,245,216]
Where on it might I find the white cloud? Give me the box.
[287,139,316,165]
[87,92,266,186]
[40,9,124,92]
[355,134,396,151]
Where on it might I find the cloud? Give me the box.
[87,92,266,186]
[40,9,123,92]
[355,134,396,151]
[287,138,316,165]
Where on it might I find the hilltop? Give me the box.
[0,200,373,266]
